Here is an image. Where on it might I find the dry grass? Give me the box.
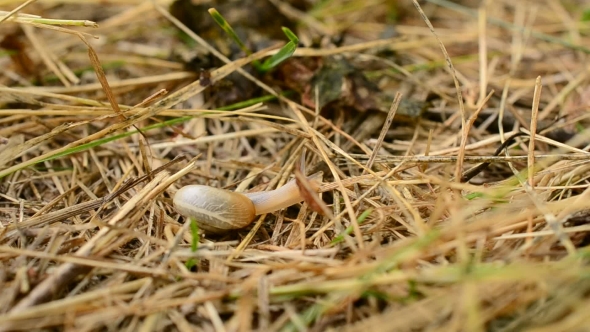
[1,0,590,331]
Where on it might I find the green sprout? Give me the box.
[208,8,299,73]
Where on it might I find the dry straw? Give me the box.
[1,0,590,331]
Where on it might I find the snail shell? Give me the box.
[173,185,256,233]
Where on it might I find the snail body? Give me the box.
[173,177,316,233]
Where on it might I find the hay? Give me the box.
[1,0,590,330]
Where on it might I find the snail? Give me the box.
[173,174,321,233]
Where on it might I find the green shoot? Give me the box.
[330,208,373,245]
[208,9,299,72]
[280,302,322,332]
[208,8,252,56]
[259,27,299,72]
[185,218,200,270]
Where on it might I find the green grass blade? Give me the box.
[0,93,285,179]
[280,302,323,332]
[208,8,251,56]
[208,11,298,72]
[282,27,299,43]
[260,41,297,71]
[330,208,373,245]
[185,218,200,270]
[39,116,190,164]
[259,27,299,72]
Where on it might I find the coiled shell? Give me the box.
[173,185,256,233]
